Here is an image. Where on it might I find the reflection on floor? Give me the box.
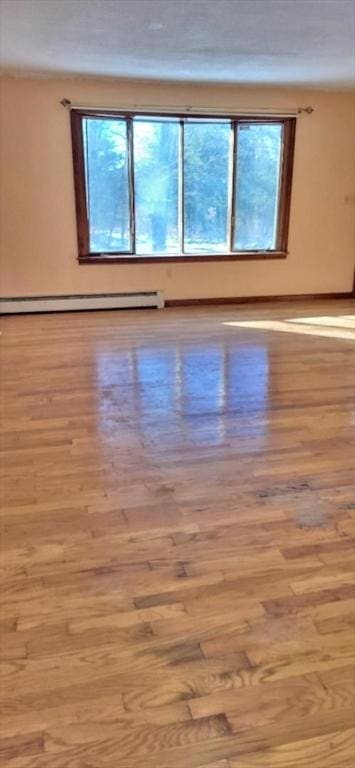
[0,299,354,767]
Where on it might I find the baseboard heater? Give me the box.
[0,291,165,314]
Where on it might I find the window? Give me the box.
[71,110,295,262]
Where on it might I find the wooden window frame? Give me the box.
[70,109,296,264]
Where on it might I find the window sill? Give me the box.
[78,251,288,264]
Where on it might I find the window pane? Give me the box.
[134,119,180,254]
[234,123,282,251]
[184,121,232,254]
[84,118,131,253]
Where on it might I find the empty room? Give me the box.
[0,0,355,765]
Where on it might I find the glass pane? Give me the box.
[234,123,282,251]
[134,119,180,254]
[184,121,231,254]
[83,118,131,253]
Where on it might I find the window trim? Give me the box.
[70,109,296,263]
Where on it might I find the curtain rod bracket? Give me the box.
[61,98,72,109]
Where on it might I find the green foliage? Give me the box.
[85,119,130,251]
[84,117,282,253]
[184,122,230,247]
[235,124,282,249]
[134,121,179,252]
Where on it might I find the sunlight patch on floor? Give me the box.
[223,315,355,341]
[287,315,355,329]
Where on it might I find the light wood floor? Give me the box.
[1,299,355,767]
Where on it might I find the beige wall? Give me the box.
[1,76,354,300]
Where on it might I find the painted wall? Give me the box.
[1,77,354,299]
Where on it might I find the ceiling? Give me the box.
[1,0,355,87]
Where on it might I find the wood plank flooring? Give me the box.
[0,299,355,767]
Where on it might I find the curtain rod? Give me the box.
[60,98,313,117]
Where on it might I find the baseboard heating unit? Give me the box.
[0,291,165,314]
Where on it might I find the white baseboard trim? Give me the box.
[0,291,165,314]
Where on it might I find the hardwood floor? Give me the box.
[0,299,354,767]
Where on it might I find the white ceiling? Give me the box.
[1,0,355,87]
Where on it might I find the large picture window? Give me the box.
[71,110,295,262]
